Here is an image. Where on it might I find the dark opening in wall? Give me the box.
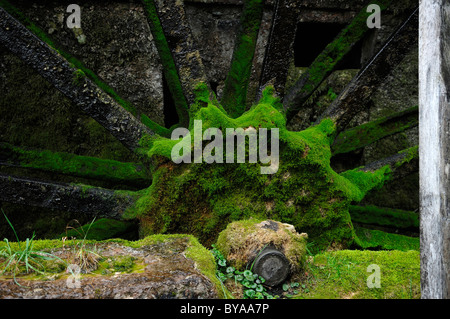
[210,81,219,96]
[294,22,363,69]
[330,150,365,173]
[162,74,179,128]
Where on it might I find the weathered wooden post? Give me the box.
[419,0,450,299]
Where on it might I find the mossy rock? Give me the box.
[0,234,226,299]
[215,219,308,272]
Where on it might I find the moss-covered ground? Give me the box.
[0,235,420,299]
[292,249,420,299]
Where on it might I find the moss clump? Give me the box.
[124,85,391,251]
[215,219,308,271]
[72,69,86,86]
[395,146,419,168]
[99,256,136,273]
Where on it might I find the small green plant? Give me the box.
[211,245,278,299]
[72,68,86,85]
[64,218,101,273]
[327,87,338,101]
[0,209,66,286]
[282,281,308,298]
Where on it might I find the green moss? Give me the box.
[184,235,233,299]
[0,142,151,185]
[221,0,265,117]
[349,205,419,229]
[339,165,391,202]
[141,0,189,126]
[295,249,420,299]
[72,69,86,86]
[127,86,391,250]
[332,106,418,155]
[353,226,419,251]
[112,256,135,272]
[140,114,171,138]
[395,146,419,168]
[96,255,145,275]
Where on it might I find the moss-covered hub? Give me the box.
[122,85,391,249]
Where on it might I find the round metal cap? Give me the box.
[252,247,290,287]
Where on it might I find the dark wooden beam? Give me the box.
[0,142,151,186]
[257,0,300,98]
[0,174,139,219]
[332,105,418,155]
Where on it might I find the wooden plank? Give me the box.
[332,106,418,155]
[0,174,138,219]
[419,0,450,299]
[0,142,151,186]
[258,0,300,97]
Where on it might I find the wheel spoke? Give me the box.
[358,146,418,180]
[332,105,418,155]
[143,0,210,121]
[221,0,265,118]
[258,0,300,98]
[0,142,151,186]
[0,174,139,219]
